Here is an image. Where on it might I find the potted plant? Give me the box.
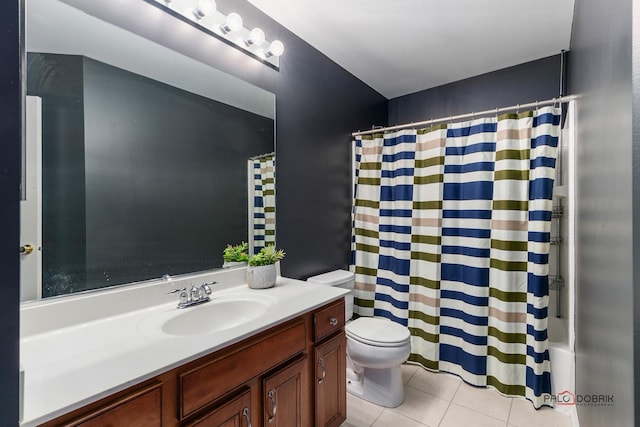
[246,245,285,289]
[222,242,249,268]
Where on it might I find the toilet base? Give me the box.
[346,365,405,408]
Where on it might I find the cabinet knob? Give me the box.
[318,357,326,384]
[243,407,252,427]
[267,389,277,423]
[329,317,338,326]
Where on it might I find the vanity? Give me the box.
[20,268,348,426]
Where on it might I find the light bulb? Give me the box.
[266,40,284,57]
[193,0,215,19]
[221,12,243,34]
[245,28,265,46]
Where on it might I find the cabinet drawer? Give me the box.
[184,389,252,427]
[64,382,162,427]
[313,299,345,342]
[180,319,306,419]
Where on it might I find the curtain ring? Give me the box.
[535,100,539,112]
[516,103,520,114]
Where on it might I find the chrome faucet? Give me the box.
[176,282,215,309]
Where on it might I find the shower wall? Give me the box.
[568,0,635,425]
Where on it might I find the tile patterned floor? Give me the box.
[341,365,573,427]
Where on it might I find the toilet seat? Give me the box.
[346,317,410,348]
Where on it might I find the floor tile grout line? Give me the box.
[436,380,462,427]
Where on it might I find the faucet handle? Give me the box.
[201,283,213,295]
[166,286,186,294]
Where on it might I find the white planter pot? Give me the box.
[247,264,277,289]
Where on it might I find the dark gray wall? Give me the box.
[0,0,22,424]
[388,55,562,124]
[568,0,635,425]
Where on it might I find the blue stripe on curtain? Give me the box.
[382,168,414,178]
[442,245,491,258]
[441,326,488,345]
[445,142,497,156]
[528,253,549,264]
[374,309,409,326]
[441,263,490,287]
[380,209,413,217]
[527,304,548,319]
[445,162,495,174]
[443,209,493,219]
[527,324,549,342]
[441,290,489,307]
[380,240,412,251]
[443,228,492,239]
[531,135,559,149]
[378,255,411,275]
[440,344,487,376]
[526,367,551,396]
[375,291,409,308]
[447,123,498,137]
[440,308,489,326]
[530,157,556,169]
[528,273,549,297]
[380,185,413,201]
[384,133,416,145]
[379,224,412,234]
[383,152,415,162]
[443,181,494,200]
[528,232,550,243]
[533,112,561,126]
[529,210,552,221]
[529,178,555,199]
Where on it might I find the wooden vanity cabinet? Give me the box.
[312,299,347,427]
[40,299,346,427]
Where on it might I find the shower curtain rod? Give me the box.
[351,94,578,137]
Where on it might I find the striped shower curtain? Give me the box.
[351,107,560,407]
[250,155,276,254]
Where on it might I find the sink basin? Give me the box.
[139,294,277,337]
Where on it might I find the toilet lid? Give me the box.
[346,317,410,347]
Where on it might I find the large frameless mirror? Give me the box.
[21,0,275,301]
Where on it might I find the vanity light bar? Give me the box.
[153,0,284,68]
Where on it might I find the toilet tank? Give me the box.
[307,270,355,320]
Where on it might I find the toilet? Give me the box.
[307,270,411,408]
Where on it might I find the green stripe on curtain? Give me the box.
[358,177,381,186]
[489,287,527,303]
[410,276,440,289]
[490,258,528,272]
[492,200,529,211]
[495,149,530,161]
[413,201,443,210]
[355,266,378,276]
[355,199,380,209]
[494,170,530,181]
[408,353,439,370]
[354,297,374,308]
[488,326,527,344]
[410,310,439,326]
[411,235,442,245]
[355,243,380,253]
[415,157,445,168]
[414,174,444,184]
[487,376,526,396]
[411,252,441,263]
[487,346,527,365]
[354,228,379,239]
[491,239,528,251]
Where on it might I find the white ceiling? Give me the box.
[247,0,575,99]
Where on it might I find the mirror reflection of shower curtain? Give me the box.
[248,155,276,254]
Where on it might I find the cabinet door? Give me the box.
[314,333,346,427]
[185,389,252,427]
[262,357,309,426]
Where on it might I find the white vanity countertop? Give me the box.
[20,272,348,426]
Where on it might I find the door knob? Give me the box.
[20,244,34,255]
